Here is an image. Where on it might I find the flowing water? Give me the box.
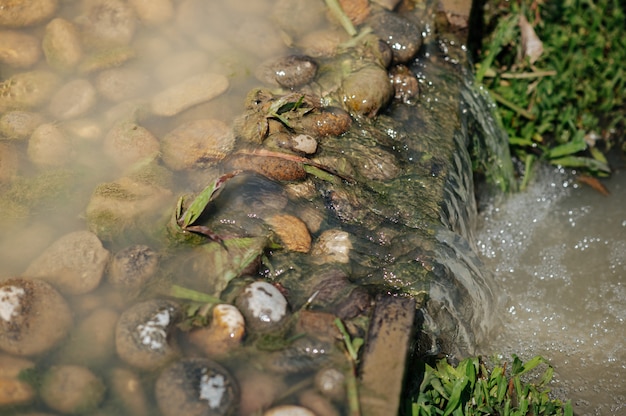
[476,162,626,415]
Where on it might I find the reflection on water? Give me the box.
[476,163,626,415]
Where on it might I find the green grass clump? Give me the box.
[412,355,573,416]
[475,0,625,186]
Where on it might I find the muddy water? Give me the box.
[476,163,626,415]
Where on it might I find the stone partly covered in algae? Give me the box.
[25,230,110,295]
[235,281,289,333]
[367,9,423,64]
[340,65,394,118]
[265,214,311,253]
[115,299,181,370]
[96,67,151,102]
[0,0,58,28]
[85,166,173,241]
[150,72,229,117]
[107,244,159,292]
[129,0,173,26]
[0,354,36,406]
[0,30,41,68]
[161,119,234,171]
[0,70,60,113]
[188,304,245,357]
[255,55,318,89]
[0,143,19,184]
[0,278,73,356]
[40,365,106,415]
[0,111,45,141]
[42,18,83,72]
[103,120,160,168]
[155,357,239,416]
[77,0,136,46]
[311,229,353,264]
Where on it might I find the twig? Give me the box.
[325,0,357,36]
[489,91,536,120]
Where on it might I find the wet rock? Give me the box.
[235,281,289,333]
[40,365,105,415]
[188,304,245,357]
[0,143,18,184]
[352,143,400,181]
[42,18,83,72]
[103,121,160,168]
[296,107,352,137]
[0,31,41,68]
[237,369,285,416]
[298,29,348,58]
[0,354,35,406]
[311,229,353,264]
[78,44,136,74]
[0,111,44,141]
[57,308,119,366]
[129,0,173,25]
[0,0,58,28]
[271,0,325,38]
[0,71,60,113]
[389,64,419,104]
[77,0,136,46]
[299,389,340,416]
[341,66,394,117]
[150,72,229,117]
[108,245,159,292]
[289,134,318,155]
[266,336,331,374]
[266,214,311,253]
[295,310,339,343]
[25,230,110,295]
[115,299,181,370]
[337,0,371,25]
[95,67,151,102]
[372,0,402,10]
[368,10,423,64]
[62,117,103,142]
[48,79,97,120]
[27,123,73,167]
[161,119,234,171]
[0,278,73,356]
[256,55,318,89]
[155,357,239,416]
[263,405,316,416]
[226,153,307,182]
[109,367,149,416]
[314,367,346,402]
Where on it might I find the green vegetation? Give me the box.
[475,0,625,187]
[412,355,573,416]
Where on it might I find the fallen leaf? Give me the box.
[519,14,543,64]
[577,174,610,196]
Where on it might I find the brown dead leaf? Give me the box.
[519,14,543,64]
[577,174,610,196]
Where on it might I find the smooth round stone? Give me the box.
[57,308,119,366]
[155,50,210,86]
[150,72,229,117]
[42,18,83,71]
[95,67,151,102]
[0,111,44,141]
[235,281,289,333]
[103,121,160,168]
[290,134,318,155]
[61,117,103,142]
[368,10,423,64]
[236,369,285,416]
[0,278,73,356]
[341,65,394,117]
[129,0,173,25]
[40,365,105,415]
[265,214,311,253]
[255,55,318,89]
[161,119,234,170]
[311,229,353,264]
[115,299,181,370]
[107,245,159,291]
[271,0,326,38]
[0,354,35,406]
[263,405,316,416]
[25,230,110,295]
[155,357,239,416]
[314,367,346,401]
[189,304,245,357]
[0,30,41,68]
[48,79,97,120]
[0,0,58,28]
[109,367,150,416]
[27,123,73,167]
[78,0,136,46]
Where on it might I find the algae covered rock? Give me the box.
[40,365,105,415]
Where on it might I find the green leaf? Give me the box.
[549,155,610,173]
[178,171,241,228]
[168,285,222,304]
[443,376,468,416]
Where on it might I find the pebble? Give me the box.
[40,365,105,414]
[235,281,289,333]
[314,367,346,401]
[0,278,73,356]
[266,214,312,253]
[78,0,136,46]
[0,354,35,406]
[27,123,73,167]
[341,65,394,117]
[368,10,423,64]
[25,230,110,295]
[0,0,58,28]
[155,357,239,416]
[189,304,245,357]
[161,119,234,170]
[0,31,41,68]
[298,29,348,58]
[237,369,285,416]
[311,229,353,264]
[0,111,45,141]
[103,121,160,168]
[155,50,210,86]
[109,367,150,416]
[255,55,318,89]
[107,245,159,292]
[0,70,60,113]
[290,134,318,154]
[95,67,151,102]
[0,143,19,184]
[129,0,173,25]
[263,405,316,416]
[42,18,83,72]
[48,79,97,120]
[115,299,181,370]
[150,72,229,117]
